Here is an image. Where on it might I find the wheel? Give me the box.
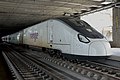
[56,50,62,58]
[42,47,46,52]
[48,49,55,57]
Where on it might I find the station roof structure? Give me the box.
[0,0,118,36]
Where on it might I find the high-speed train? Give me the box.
[2,17,111,60]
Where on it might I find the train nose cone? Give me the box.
[89,41,109,56]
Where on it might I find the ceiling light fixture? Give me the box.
[54,1,81,6]
[101,0,114,5]
[93,0,104,1]
[115,2,120,7]
[101,2,112,4]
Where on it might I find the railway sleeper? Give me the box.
[116,73,120,77]
[87,72,94,77]
[93,74,102,80]
[108,70,116,74]
[81,69,88,75]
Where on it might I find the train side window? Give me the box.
[13,37,15,40]
[9,37,11,40]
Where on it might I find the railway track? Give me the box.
[3,49,54,80]
[21,48,120,80]
[2,45,90,80]
[2,44,120,80]
[94,57,120,68]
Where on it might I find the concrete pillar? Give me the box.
[112,7,120,47]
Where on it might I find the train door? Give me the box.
[47,20,53,44]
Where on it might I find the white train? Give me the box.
[2,17,111,60]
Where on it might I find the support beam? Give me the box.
[112,7,120,47]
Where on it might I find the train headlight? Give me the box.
[78,34,90,43]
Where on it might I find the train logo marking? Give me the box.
[30,33,38,41]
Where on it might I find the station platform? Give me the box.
[107,48,120,62]
[111,48,120,56]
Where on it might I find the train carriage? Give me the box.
[2,17,112,60]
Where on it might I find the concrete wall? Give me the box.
[81,8,113,41]
[112,7,120,47]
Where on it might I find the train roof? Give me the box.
[56,17,104,39]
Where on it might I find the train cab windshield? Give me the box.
[58,17,104,39]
